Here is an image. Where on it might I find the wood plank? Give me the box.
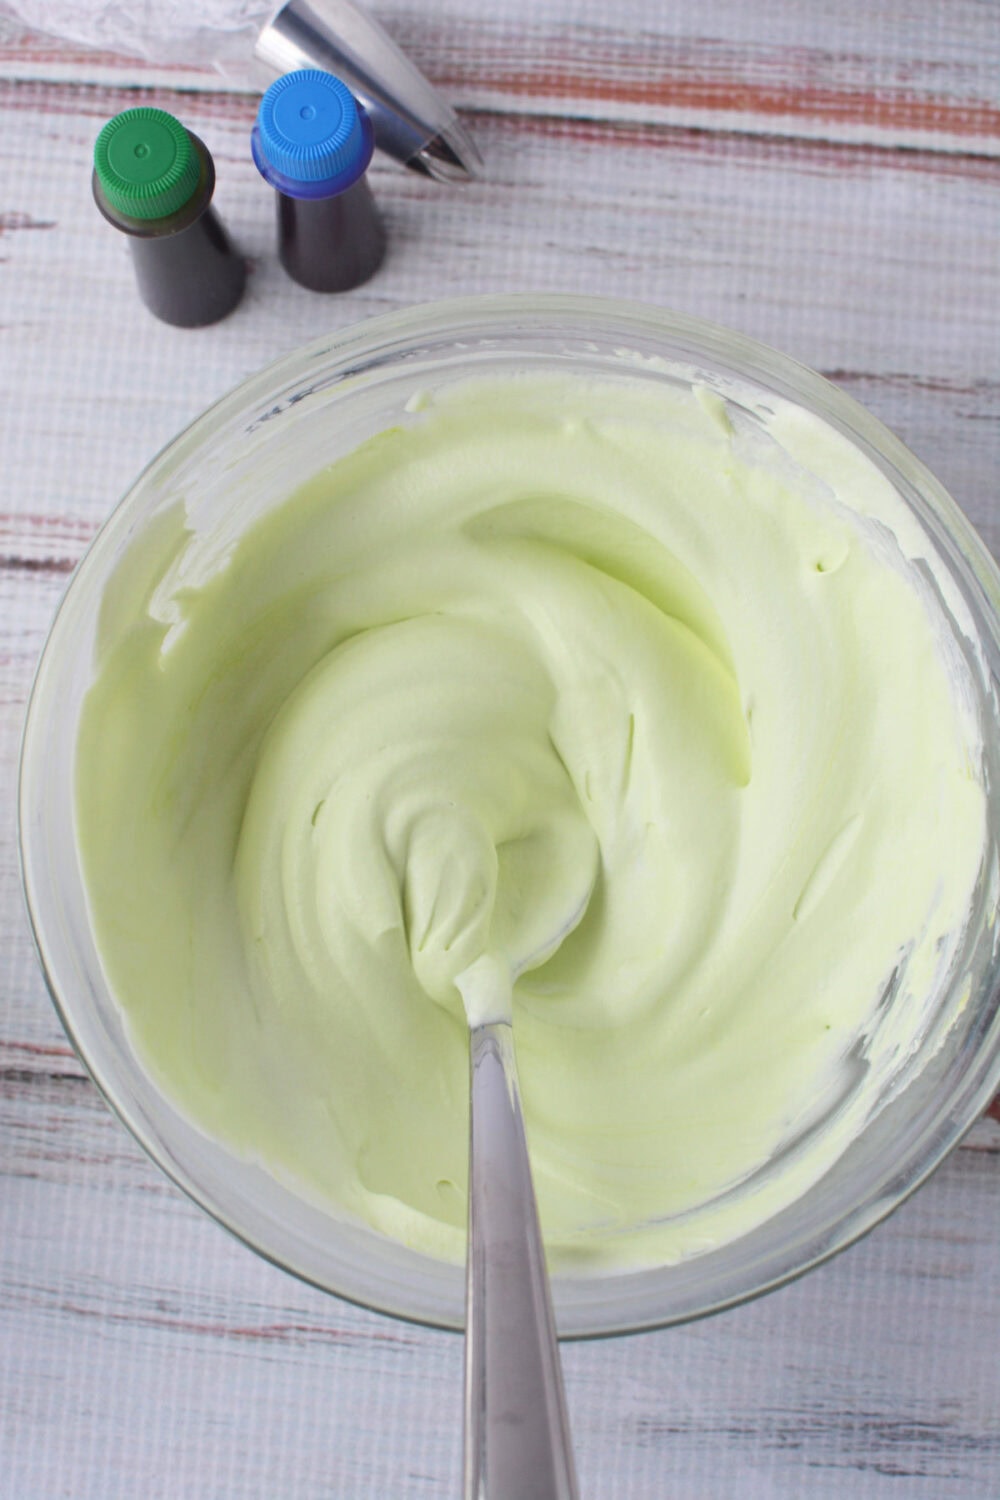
[1,2,999,154]
[1,1073,997,1496]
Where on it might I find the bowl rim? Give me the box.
[19,291,1000,1339]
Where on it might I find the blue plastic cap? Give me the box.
[253,70,373,197]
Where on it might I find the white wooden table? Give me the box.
[1,3,998,1494]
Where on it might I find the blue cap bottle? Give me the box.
[252,69,386,292]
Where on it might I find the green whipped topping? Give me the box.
[76,373,985,1269]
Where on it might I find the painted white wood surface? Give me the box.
[0,1,998,1494]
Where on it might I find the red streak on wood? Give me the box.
[987,1095,1000,1123]
[2,1041,76,1060]
[0,30,205,78]
[0,1040,85,1082]
[56,1300,415,1346]
[0,510,96,531]
[0,82,998,193]
[1,554,76,574]
[478,64,1000,143]
[0,75,257,127]
[12,79,987,193]
[822,370,995,397]
[384,19,1000,144]
[0,513,98,575]
[223,1320,414,1347]
[3,23,1000,146]
[486,112,1000,185]
[0,210,55,233]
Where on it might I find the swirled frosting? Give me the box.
[76,373,985,1268]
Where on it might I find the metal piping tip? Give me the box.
[254,0,484,182]
[408,118,484,183]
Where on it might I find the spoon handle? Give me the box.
[464,1021,580,1500]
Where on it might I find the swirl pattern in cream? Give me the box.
[76,375,985,1268]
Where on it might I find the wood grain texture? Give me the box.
[0,0,998,1494]
[2,1,1000,152]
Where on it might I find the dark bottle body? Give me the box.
[277,176,385,293]
[93,134,245,328]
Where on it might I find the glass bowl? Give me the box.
[19,294,1000,1338]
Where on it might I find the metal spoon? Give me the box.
[464,1015,580,1498]
[458,826,596,1499]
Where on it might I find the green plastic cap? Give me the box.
[94,108,201,220]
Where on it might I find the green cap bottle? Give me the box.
[94,107,202,220]
[93,107,245,327]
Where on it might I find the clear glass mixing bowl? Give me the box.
[19,295,1000,1337]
